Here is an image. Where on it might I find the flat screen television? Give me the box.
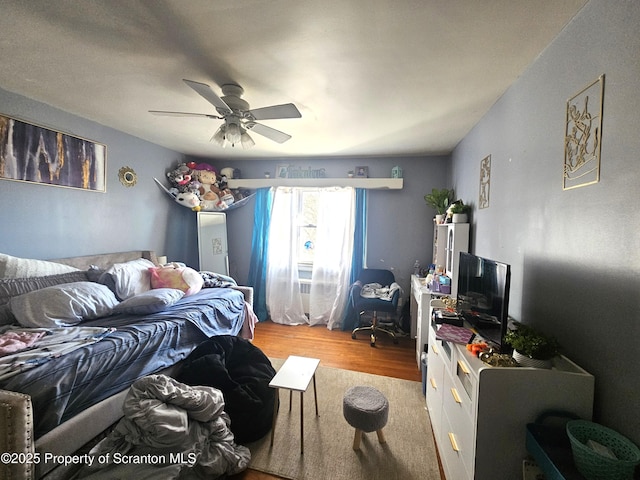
[456,252,511,352]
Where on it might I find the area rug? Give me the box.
[244,358,441,480]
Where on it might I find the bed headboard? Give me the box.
[51,250,158,270]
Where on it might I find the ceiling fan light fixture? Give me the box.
[211,125,226,146]
[241,131,255,149]
[225,122,242,146]
[155,80,300,148]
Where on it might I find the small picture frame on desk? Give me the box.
[355,166,369,178]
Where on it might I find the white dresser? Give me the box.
[425,306,595,480]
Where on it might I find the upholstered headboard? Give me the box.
[51,250,158,270]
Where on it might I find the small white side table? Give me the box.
[269,355,320,454]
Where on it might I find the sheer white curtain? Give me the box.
[265,186,355,328]
[265,187,307,325]
[308,187,355,329]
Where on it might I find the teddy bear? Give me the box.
[194,169,223,199]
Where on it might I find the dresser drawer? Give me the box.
[452,350,476,418]
[439,407,472,480]
[426,339,445,437]
[442,369,475,478]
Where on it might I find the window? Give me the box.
[260,185,361,327]
[297,189,319,266]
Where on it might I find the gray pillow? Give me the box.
[9,282,119,327]
[86,266,117,295]
[0,271,90,306]
[0,253,79,278]
[113,288,185,315]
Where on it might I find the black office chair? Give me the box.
[350,269,400,346]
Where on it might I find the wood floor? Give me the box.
[229,320,424,480]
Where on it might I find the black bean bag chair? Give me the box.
[176,335,277,444]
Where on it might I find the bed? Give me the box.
[0,250,255,480]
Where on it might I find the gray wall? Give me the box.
[199,155,449,298]
[0,88,194,263]
[450,0,639,445]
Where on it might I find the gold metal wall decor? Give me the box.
[479,155,491,209]
[118,166,137,187]
[563,74,604,190]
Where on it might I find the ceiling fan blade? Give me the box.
[246,122,292,143]
[183,79,232,114]
[248,103,301,120]
[149,110,220,119]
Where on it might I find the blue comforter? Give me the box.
[0,287,246,438]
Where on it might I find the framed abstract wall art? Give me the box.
[0,113,106,192]
[563,75,604,190]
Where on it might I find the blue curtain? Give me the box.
[247,187,273,321]
[342,188,367,330]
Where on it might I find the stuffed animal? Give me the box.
[176,173,192,186]
[187,162,216,172]
[166,163,194,193]
[149,265,204,296]
[164,161,246,212]
[220,189,235,206]
[194,169,223,198]
[175,191,201,211]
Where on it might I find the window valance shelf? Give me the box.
[226,178,403,190]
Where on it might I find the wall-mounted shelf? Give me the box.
[227,178,403,190]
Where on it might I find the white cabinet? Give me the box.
[412,223,468,367]
[197,212,229,275]
[425,316,595,480]
[432,222,469,297]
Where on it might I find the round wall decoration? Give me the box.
[118,166,137,187]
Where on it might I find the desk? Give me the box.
[410,275,445,367]
[269,355,320,454]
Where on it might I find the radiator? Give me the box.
[299,279,311,314]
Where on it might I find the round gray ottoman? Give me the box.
[343,385,389,450]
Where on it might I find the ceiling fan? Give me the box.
[150,79,301,148]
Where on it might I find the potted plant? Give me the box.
[424,188,453,223]
[448,201,471,223]
[504,323,560,368]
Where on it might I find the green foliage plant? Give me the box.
[424,188,453,215]
[449,201,471,214]
[504,323,560,360]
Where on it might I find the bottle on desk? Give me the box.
[413,260,421,276]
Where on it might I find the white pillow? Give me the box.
[0,253,79,278]
[9,282,119,327]
[105,258,155,300]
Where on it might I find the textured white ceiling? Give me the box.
[0,0,586,159]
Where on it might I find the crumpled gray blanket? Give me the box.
[78,374,251,479]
